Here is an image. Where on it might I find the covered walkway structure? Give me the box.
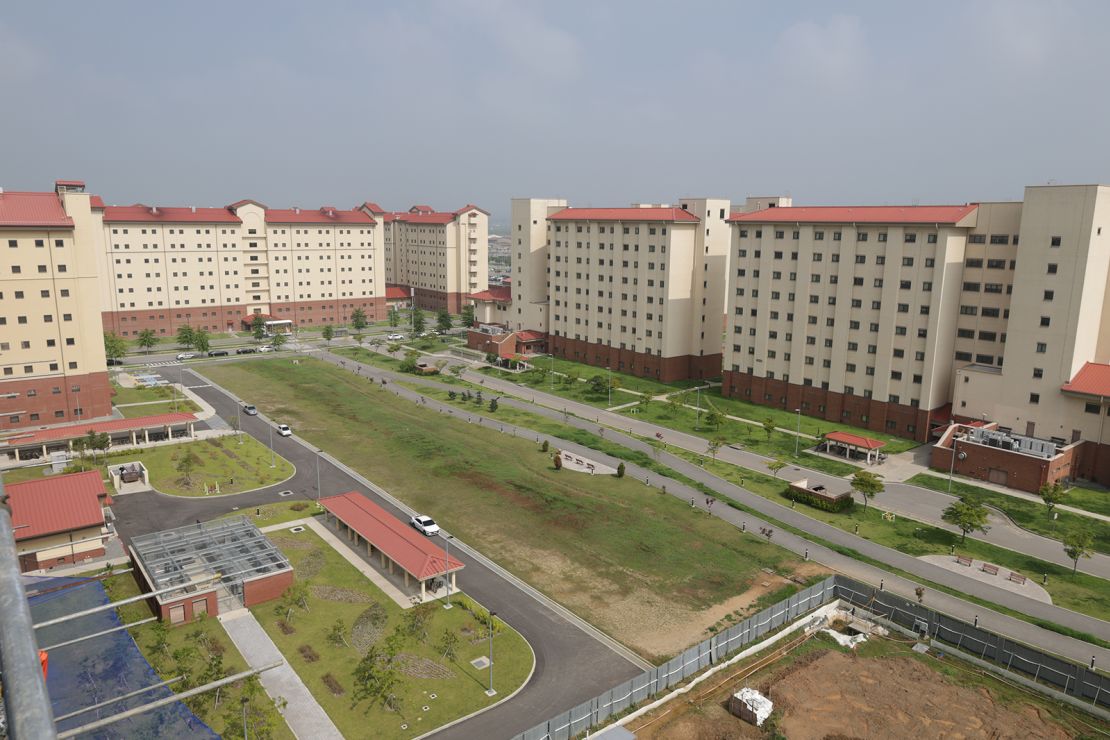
[2,412,197,463]
[822,430,887,464]
[319,492,464,600]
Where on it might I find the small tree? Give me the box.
[488,398,498,412]
[176,324,196,349]
[448,364,465,379]
[766,457,788,478]
[485,352,498,365]
[704,408,723,430]
[850,470,884,511]
[327,618,350,649]
[388,306,400,327]
[193,328,211,354]
[399,350,420,373]
[104,332,127,362]
[436,308,452,334]
[616,462,626,478]
[460,304,475,327]
[762,417,776,440]
[553,452,563,470]
[387,342,401,354]
[412,307,426,335]
[1039,482,1067,515]
[436,628,460,664]
[322,324,335,344]
[353,333,365,348]
[708,436,727,460]
[176,449,202,485]
[251,315,267,343]
[270,332,287,351]
[136,328,158,354]
[541,439,549,452]
[352,644,401,713]
[350,308,368,331]
[1063,530,1094,574]
[941,497,991,543]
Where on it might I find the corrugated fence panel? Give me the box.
[566,698,593,737]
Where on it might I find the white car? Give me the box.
[176,352,195,361]
[387,333,404,341]
[276,424,293,437]
[410,514,440,536]
[259,346,274,353]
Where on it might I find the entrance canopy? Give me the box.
[824,431,886,463]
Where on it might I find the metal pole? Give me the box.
[487,610,497,695]
[237,403,242,445]
[607,366,611,407]
[242,696,249,740]
[794,408,801,457]
[315,451,321,503]
[269,424,275,468]
[54,675,184,722]
[947,436,958,494]
[41,616,158,652]
[696,387,701,429]
[0,477,57,739]
[442,534,453,609]
[550,354,554,390]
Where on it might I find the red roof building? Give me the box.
[8,471,109,572]
[0,191,74,228]
[468,286,512,303]
[102,205,241,223]
[728,204,978,224]
[264,206,375,224]
[548,207,699,223]
[4,413,197,449]
[1061,362,1110,397]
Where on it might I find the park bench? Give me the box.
[980,563,1000,576]
[956,555,973,567]
[1008,572,1027,585]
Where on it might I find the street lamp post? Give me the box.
[486,610,497,696]
[441,534,454,609]
[268,424,275,468]
[607,366,612,407]
[695,386,702,430]
[794,408,801,457]
[947,434,967,494]
[236,402,242,445]
[550,354,554,390]
[315,450,321,503]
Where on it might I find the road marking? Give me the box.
[144,361,182,367]
[185,385,211,389]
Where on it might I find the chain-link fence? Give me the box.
[512,574,1110,740]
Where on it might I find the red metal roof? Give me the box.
[0,192,74,228]
[454,204,489,216]
[385,285,412,300]
[320,493,463,580]
[54,180,86,188]
[7,471,106,541]
[1062,362,1110,397]
[4,413,196,447]
[103,205,241,223]
[265,206,374,225]
[825,431,886,450]
[389,211,459,225]
[89,195,106,209]
[359,202,385,213]
[409,205,435,213]
[728,204,978,224]
[468,286,511,302]
[515,330,546,342]
[548,207,699,223]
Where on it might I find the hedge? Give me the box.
[780,486,855,513]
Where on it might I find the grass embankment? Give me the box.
[201,358,816,660]
[222,500,322,527]
[909,473,1109,552]
[111,383,177,405]
[100,572,293,739]
[669,448,1110,621]
[117,400,201,418]
[1063,482,1110,517]
[255,528,531,739]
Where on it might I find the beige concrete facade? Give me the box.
[510,198,567,332]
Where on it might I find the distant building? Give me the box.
[8,470,111,572]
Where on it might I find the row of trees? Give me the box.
[387,305,475,330]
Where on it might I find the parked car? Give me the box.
[387,333,405,341]
[276,423,293,437]
[242,404,258,416]
[208,350,229,357]
[259,346,274,353]
[107,358,125,366]
[176,352,195,360]
[409,514,440,536]
[236,347,257,355]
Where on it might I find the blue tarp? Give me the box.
[26,575,217,739]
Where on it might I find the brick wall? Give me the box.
[0,371,112,432]
[929,439,1076,494]
[550,335,721,383]
[159,590,218,626]
[242,569,293,608]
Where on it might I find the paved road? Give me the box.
[311,347,1110,665]
[110,368,643,740]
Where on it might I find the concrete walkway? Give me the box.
[919,554,1053,604]
[219,608,343,740]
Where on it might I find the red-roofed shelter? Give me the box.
[320,492,463,600]
[7,471,110,572]
[4,412,197,461]
[824,431,887,463]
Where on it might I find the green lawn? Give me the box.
[482,355,708,398]
[111,383,178,405]
[220,500,321,527]
[404,334,465,353]
[201,358,815,660]
[617,400,860,477]
[1062,482,1110,517]
[907,473,1109,554]
[701,389,920,454]
[117,399,201,418]
[669,448,1110,621]
[333,346,405,372]
[256,528,532,739]
[99,571,293,739]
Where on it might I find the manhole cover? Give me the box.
[470,656,490,670]
[422,705,430,712]
[277,490,294,497]
[429,693,437,700]
[289,526,306,533]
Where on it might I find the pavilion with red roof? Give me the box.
[7,470,111,572]
[823,431,887,464]
[3,412,197,461]
[320,492,464,601]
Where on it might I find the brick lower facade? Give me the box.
[19,546,105,573]
[550,335,721,383]
[721,370,936,443]
[929,437,1078,494]
[411,287,464,314]
[243,569,294,607]
[0,370,113,432]
[268,297,386,327]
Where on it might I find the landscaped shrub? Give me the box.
[780,486,855,513]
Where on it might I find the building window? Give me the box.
[1033,368,1043,379]
[1086,403,1101,414]
[1035,342,1047,353]
[1029,393,1040,404]
[1040,316,1050,327]
[1050,236,1062,247]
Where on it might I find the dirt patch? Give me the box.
[772,651,1071,740]
[322,673,345,696]
[268,535,317,552]
[351,604,388,654]
[297,549,326,578]
[311,584,372,603]
[298,645,319,662]
[395,653,454,680]
[277,620,295,635]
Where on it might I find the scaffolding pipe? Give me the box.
[40,616,158,652]
[56,660,283,739]
[34,574,220,630]
[53,675,184,722]
[25,568,135,598]
[0,477,57,739]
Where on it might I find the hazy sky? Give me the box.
[3,1,1108,224]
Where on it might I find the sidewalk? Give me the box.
[220,608,343,740]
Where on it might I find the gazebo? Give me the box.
[823,431,886,464]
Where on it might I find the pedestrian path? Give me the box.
[219,608,343,740]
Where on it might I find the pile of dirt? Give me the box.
[771,651,1072,740]
[395,653,454,680]
[351,604,388,654]
[310,584,372,603]
[298,645,320,662]
[277,620,295,635]
[322,673,345,696]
